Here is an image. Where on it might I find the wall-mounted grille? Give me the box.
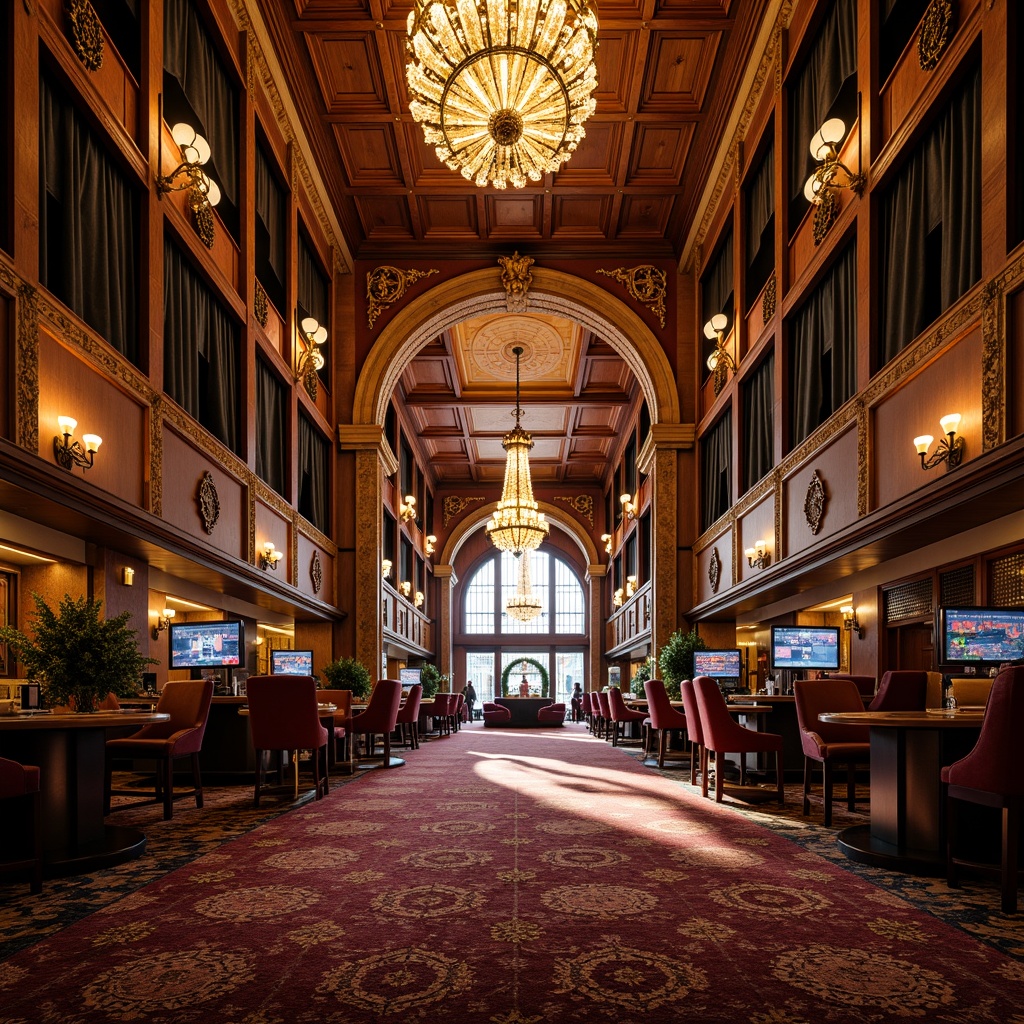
[989,553,1024,607]
[884,578,933,624]
[939,565,975,608]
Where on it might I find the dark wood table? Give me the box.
[819,709,984,874]
[0,710,170,876]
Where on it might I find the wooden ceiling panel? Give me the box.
[640,32,722,114]
[580,356,634,392]
[333,124,404,187]
[550,197,612,239]
[424,438,470,458]
[569,437,614,457]
[484,196,544,240]
[574,406,626,435]
[626,122,696,185]
[418,196,480,239]
[551,122,622,187]
[592,31,641,114]
[293,0,371,14]
[304,33,389,114]
[354,195,416,239]
[467,405,570,434]
[401,357,455,393]
[616,195,673,236]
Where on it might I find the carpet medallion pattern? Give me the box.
[1,726,1022,1023]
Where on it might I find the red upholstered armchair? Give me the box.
[942,666,1024,912]
[537,703,566,725]
[318,689,354,771]
[395,684,423,749]
[349,679,403,768]
[868,670,928,711]
[644,679,688,769]
[693,677,784,805]
[606,687,647,747]
[813,673,876,699]
[593,690,611,740]
[679,680,704,787]
[482,702,511,725]
[105,679,214,820]
[0,756,42,894]
[793,678,869,826]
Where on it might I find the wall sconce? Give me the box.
[254,636,265,647]
[151,608,175,640]
[258,541,284,571]
[121,567,135,586]
[626,575,638,597]
[53,416,102,472]
[841,605,864,639]
[296,316,327,400]
[601,533,612,555]
[425,535,436,556]
[612,587,624,608]
[414,591,424,608]
[745,540,771,570]
[913,413,965,471]
[399,580,412,598]
[381,558,393,579]
[803,118,865,246]
[704,313,735,396]
[156,122,222,248]
[399,495,417,523]
[620,493,638,521]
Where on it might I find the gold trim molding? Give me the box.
[366,267,439,329]
[554,495,594,526]
[442,495,486,528]
[596,266,667,328]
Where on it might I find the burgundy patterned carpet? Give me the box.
[2,725,1023,1023]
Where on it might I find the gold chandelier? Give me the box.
[405,0,599,189]
[486,345,549,556]
[505,553,542,622]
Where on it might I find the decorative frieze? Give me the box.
[554,494,594,526]
[442,495,486,527]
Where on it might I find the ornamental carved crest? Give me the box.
[66,0,104,72]
[310,551,323,594]
[498,252,534,313]
[366,266,438,328]
[596,265,667,327]
[197,471,220,535]
[918,0,954,72]
[708,546,722,593]
[804,471,826,535]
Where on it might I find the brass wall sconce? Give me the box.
[841,605,864,639]
[296,317,327,400]
[425,535,436,556]
[914,414,965,471]
[53,416,102,472]
[414,591,425,608]
[745,540,771,570]
[626,575,638,597]
[399,580,412,598]
[151,607,175,640]
[612,587,624,608]
[704,313,735,396]
[381,558,393,579]
[620,493,638,521]
[122,567,135,586]
[399,495,417,522]
[601,533,612,555]
[156,122,222,247]
[803,118,865,245]
[258,541,284,571]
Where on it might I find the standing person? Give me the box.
[519,674,530,697]
[464,679,477,723]
[570,680,583,721]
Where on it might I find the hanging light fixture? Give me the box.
[487,345,549,556]
[405,0,599,189]
[505,552,543,623]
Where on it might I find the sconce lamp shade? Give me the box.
[199,172,221,207]
[939,413,962,436]
[913,435,934,455]
[171,123,211,165]
[703,313,728,339]
[82,434,102,453]
[804,172,824,203]
[58,415,78,435]
[809,118,846,160]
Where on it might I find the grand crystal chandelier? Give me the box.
[486,345,549,556]
[505,552,542,622]
[405,0,599,189]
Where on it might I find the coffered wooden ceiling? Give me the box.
[262,0,770,260]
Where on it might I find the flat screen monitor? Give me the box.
[399,667,422,688]
[693,649,742,680]
[270,649,314,676]
[938,607,1024,666]
[168,620,243,669]
[770,625,840,671]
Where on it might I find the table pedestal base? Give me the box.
[43,825,147,878]
[835,824,944,876]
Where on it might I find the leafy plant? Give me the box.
[0,593,155,712]
[631,657,654,697]
[658,628,708,686]
[419,663,443,698]
[319,656,372,699]
[500,657,550,697]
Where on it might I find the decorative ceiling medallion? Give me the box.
[66,0,104,72]
[554,494,594,526]
[442,494,485,527]
[254,280,269,328]
[310,550,323,594]
[708,546,722,593]
[762,273,776,325]
[366,266,438,328]
[197,471,220,535]
[193,202,215,249]
[812,188,839,246]
[596,266,667,328]
[498,252,534,313]
[804,471,826,535]
[918,0,954,72]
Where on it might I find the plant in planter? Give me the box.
[630,657,654,697]
[0,593,155,712]
[418,664,443,699]
[319,656,372,700]
[658,628,708,687]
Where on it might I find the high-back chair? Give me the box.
[395,684,423,749]
[593,690,611,740]
[813,673,876,699]
[606,686,648,747]
[105,679,214,820]
[693,676,784,805]
[317,689,354,771]
[678,680,704,786]
[792,678,869,826]
[580,691,593,730]
[868,670,928,711]
[246,675,329,806]
[644,678,688,769]
[349,679,403,768]
[942,666,1024,912]
[0,756,42,894]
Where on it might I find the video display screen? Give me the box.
[168,620,243,669]
[693,649,742,679]
[940,607,1024,665]
[770,626,840,671]
[399,667,422,688]
[270,649,314,676]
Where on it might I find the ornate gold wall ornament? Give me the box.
[310,550,323,594]
[596,266,667,328]
[554,494,594,526]
[303,363,319,402]
[918,0,954,72]
[498,252,534,313]
[15,283,40,453]
[366,266,438,328]
[708,546,722,593]
[66,0,104,72]
[254,280,269,328]
[150,397,164,518]
[762,273,776,325]
[442,495,485,527]
[981,278,1004,453]
[193,203,215,249]
[197,471,221,534]
[812,188,839,245]
[804,471,826,534]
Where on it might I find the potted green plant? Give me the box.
[658,628,708,687]
[631,657,654,697]
[419,663,443,699]
[319,656,372,700]
[0,593,155,712]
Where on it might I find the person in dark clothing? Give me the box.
[570,681,583,721]
[464,680,477,722]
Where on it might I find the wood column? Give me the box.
[433,564,457,677]
[585,563,607,690]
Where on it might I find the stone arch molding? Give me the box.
[352,266,681,430]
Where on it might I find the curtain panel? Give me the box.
[255,143,286,312]
[790,243,857,446]
[298,414,329,533]
[743,353,775,493]
[701,410,733,532]
[163,238,240,453]
[39,74,139,363]
[878,66,981,366]
[745,143,775,306]
[255,359,286,496]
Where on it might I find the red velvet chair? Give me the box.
[606,687,648,747]
[349,679,403,768]
[792,678,870,826]
[679,680,705,787]
[246,675,329,805]
[813,673,876,699]
[593,690,611,740]
[643,679,689,769]
[482,701,512,725]
[318,689,353,771]
[430,693,455,736]
[0,756,42,894]
[537,702,566,724]
[452,692,466,731]
[580,691,593,729]
[395,684,423,749]
[942,667,1024,912]
[693,676,784,805]
[105,679,214,820]
[868,670,928,711]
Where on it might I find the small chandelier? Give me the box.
[486,346,549,556]
[505,553,542,623]
[405,0,599,189]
